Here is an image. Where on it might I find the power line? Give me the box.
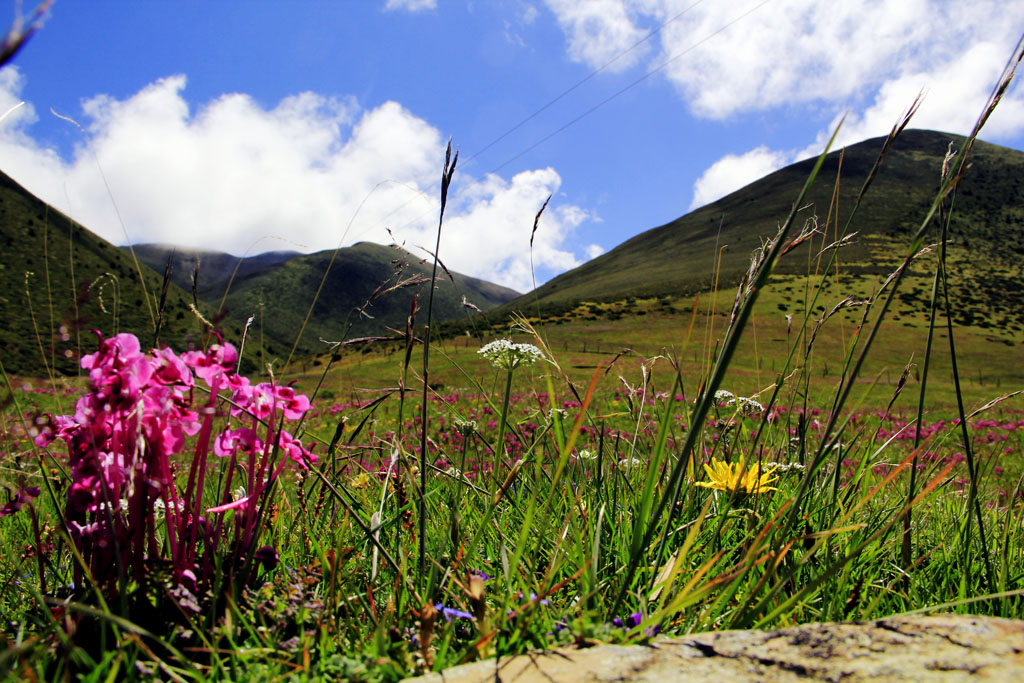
[464,0,709,166]
[360,0,773,241]
[487,0,773,174]
[349,0,709,244]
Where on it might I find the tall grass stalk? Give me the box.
[419,141,458,588]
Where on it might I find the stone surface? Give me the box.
[409,614,1024,682]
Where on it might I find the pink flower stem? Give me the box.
[179,377,220,568]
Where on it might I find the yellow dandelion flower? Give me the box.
[695,457,779,494]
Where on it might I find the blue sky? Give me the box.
[1,0,1022,292]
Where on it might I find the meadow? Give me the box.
[2,56,1024,683]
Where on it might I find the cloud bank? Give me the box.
[0,69,597,292]
[689,146,790,210]
[545,0,1024,208]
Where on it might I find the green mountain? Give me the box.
[123,244,300,302]
[0,171,238,376]
[126,242,521,358]
[508,129,1024,328]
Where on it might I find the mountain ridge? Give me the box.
[496,129,1024,318]
[124,241,521,357]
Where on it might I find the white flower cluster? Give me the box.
[763,462,806,473]
[478,339,545,370]
[617,457,642,471]
[454,418,477,436]
[713,389,764,416]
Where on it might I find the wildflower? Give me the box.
[348,472,374,489]
[214,427,262,459]
[611,612,661,637]
[35,331,314,600]
[435,603,474,621]
[181,341,237,385]
[618,457,641,471]
[612,612,643,629]
[713,389,735,404]
[763,461,805,473]
[576,448,597,461]
[478,339,545,370]
[696,457,778,494]
[453,418,477,436]
[273,429,316,469]
[254,545,279,571]
[736,396,764,416]
[0,486,39,517]
[712,389,763,415]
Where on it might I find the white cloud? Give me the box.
[437,168,590,291]
[542,1,1024,211]
[690,146,789,210]
[545,0,650,72]
[547,0,1024,151]
[547,1,1024,120]
[520,3,539,24]
[383,0,437,12]
[0,68,592,292]
[585,243,605,259]
[799,40,1024,159]
[692,28,1024,209]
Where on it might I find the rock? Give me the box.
[408,614,1024,682]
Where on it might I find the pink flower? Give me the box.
[182,342,238,385]
[230,382,313,423]
[144,414,190,457]
[230,382,274,420]
[151,346,194,387]
[274,429,315,469]
[82,332,153,405]
[273,385,312,420]
[214,427,263,458]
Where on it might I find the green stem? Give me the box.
[494,368,515,484]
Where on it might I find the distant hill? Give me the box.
[0,160,519,376]
[0,171,236,376]
[506,129,1024,328]
[125,241,521,357]
[122,244,299,302]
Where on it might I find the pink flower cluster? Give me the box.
[34,332,315,594]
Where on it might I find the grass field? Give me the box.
[305,271,1023,416]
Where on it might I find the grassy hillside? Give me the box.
[125,242,520,361]
[509,130,1024,327]
[311,272,1024,416]
[0,171,245,376]
[123,244,300,302]
[202,241,520,360]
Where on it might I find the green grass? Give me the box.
[311,271,1024,415]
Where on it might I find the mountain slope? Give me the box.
[511,129,1024,318]
[123,244,300,302]
[0,171,239,375]
[209,241,520,357]
[125,242,520,358]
